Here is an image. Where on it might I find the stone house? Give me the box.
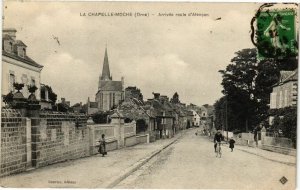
[199,104,214,131]
[191,110,200,126]
[269,69,298,125]
[2,28,43,104]
[87,97,98,115]
[146,93,175,139]
[270,69,298,109]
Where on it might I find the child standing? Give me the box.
[229,137,235,152]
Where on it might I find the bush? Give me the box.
[270,107,297,148]
[92,111,112,124]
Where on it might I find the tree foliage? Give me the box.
[45,85,57,105]
[92,111,112,124]
[170,92,180,104]
[269,107,297,148]
[217,48,298,133]
[218,49,258,132]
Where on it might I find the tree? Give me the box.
[218,47,297,133]
[219,49,258,132]
[280,108,297,148]
[45,85,57,105]
[269,107,297,148]
[92,111,112,124]
[170,92,180,104]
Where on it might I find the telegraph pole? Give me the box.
[226,96,228,142]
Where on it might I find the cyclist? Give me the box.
[214,130,223,152]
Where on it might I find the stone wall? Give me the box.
[124,135,137,147]
[1,110,145,177]
[31,112,89,168]
[262,136,294,148]
[136,134,149,144]
[1,109,27,177]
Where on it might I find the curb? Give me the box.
[235,147,296,166]
[105,132,184,188]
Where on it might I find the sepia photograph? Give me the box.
[0,1,299,189]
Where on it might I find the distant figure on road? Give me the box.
[214,130,223,152]
[229,138,235,152]
[98,134,107,157]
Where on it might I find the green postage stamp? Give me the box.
[257,9,297,58]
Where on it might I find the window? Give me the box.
[284,90,288,107]
[9,42,13,52]
[113,93,115,106]
[9,73,15,92]
[279,91,283,108]
[31,78,35,86]
[23,48,26,56]
[21,74,28,84]
[270,92,277,109]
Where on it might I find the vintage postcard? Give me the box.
[0,1,299,189]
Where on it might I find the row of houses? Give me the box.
[114,88,215,140]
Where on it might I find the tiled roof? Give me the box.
[275,69,298,86]
[118,100,149,120]
[15,40,27,47]
[279,71,294,82]
[3,34,13,40]
[99,81,122,91]
[2,34,42,68]
[3,51,43,68]
[282,69,298,82]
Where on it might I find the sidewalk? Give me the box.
[0,131,185,188]
[206,136,296,166]
[234,144,296,166]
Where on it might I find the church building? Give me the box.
[87,48,124,114]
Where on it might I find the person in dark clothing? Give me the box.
[229,138,235,152]
[98,134,107,157]
[214,130,223,152]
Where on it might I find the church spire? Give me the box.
[100,46,112,81]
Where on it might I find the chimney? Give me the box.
[61,98,66,104]
[3,28,17,40]
[152,92,160,100]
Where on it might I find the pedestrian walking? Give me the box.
[229,137,235,152]
[98,134,107,157]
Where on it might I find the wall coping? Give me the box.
[262,144,296,151]
[124,134,136,139]
[136,134,148,138]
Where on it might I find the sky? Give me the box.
[3,2,262,106]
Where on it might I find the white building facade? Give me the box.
[2,28,43,103]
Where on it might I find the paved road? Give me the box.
[116,129,295,189]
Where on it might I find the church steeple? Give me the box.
[100,47,112,81]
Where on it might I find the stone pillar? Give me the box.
[88,124,95,155]
[261,126,266,145]
[26,118,32,168]
[111,113,125,148]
